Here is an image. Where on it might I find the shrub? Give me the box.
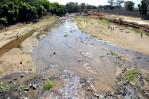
[44,80,53,91]
[0,17,8,24]
[125,69,140,82]
[0,0,66,25]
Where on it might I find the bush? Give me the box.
[0,0,66,25]
[125,69,140,82]
[0,17,8,24]
[44,80,53,91]
[49,2,66,16]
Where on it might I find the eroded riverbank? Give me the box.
[0,15,59,76]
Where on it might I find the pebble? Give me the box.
[29,84,32,88]
[53,52,56,55]
[32,84,37,90]
[20,61,22,64]
[21,74,24,78]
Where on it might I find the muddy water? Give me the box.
[33,16,149,97]
[0,31,33,56]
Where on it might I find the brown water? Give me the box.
[32,15,149,98]
[0,31,34,56]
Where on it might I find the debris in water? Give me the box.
[53,52,56,55]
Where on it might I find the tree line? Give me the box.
[0,0,148,26]
[0,0,65,25]
[105,0,149,19]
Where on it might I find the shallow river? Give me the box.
[32,15,149,98]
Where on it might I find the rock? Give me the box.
[32,84,37,90]
[24,97,28,99]
[20,74,24,78]
[53,52,56,55]
[15,88,18,91]
[98,91,117,99]
[20,61,22,64]
[28,84,32,89]
[8,80,13,83]
[24,88,29,92]
[7,97,10,99]
[13,77,17,81]
[143,89,149,98]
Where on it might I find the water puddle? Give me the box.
[0,31,34,56]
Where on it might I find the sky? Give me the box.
[49,0,141,7]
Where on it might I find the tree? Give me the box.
[138,0,149,19]
[108,0,115,6]
[124,1,135,11]
[116,0,124,7]
[86,5,97,9]
[0,0,66,25]
[80,3,86,12]
[49,2,65,16]
[65,2,79,13]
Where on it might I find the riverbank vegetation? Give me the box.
[0,0,65,26]
[0,0,97,27]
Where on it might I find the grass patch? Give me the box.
[0,82,14,92]
[92,35,98,38]
[98,19,111,26]
[125,26,148,36]
[44,80,53,91]
[109,51,122,59]
[64,32,70,37]
[125,69,140,82]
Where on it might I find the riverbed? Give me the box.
[32,15,149,98]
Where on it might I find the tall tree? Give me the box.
[80,3,86,10]
[116,0,124,7]
[108,0,115,6]
[138,0,149,19]
[124,1,135,11]
[65,2,79,13]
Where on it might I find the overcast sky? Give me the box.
[49,0,141,7]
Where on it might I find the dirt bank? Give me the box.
[76,16,149,55]
[0,15,59,77]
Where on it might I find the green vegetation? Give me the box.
[138,0,149,19]
[98,19,111,26]
[127,26,148,36]
[65,2,80,13]
[125,69,140,82]
[124,1,135,11]
[0,82,14,92]
[0,0,65,25]
[110,51,120,57]
[44,80,53,91]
